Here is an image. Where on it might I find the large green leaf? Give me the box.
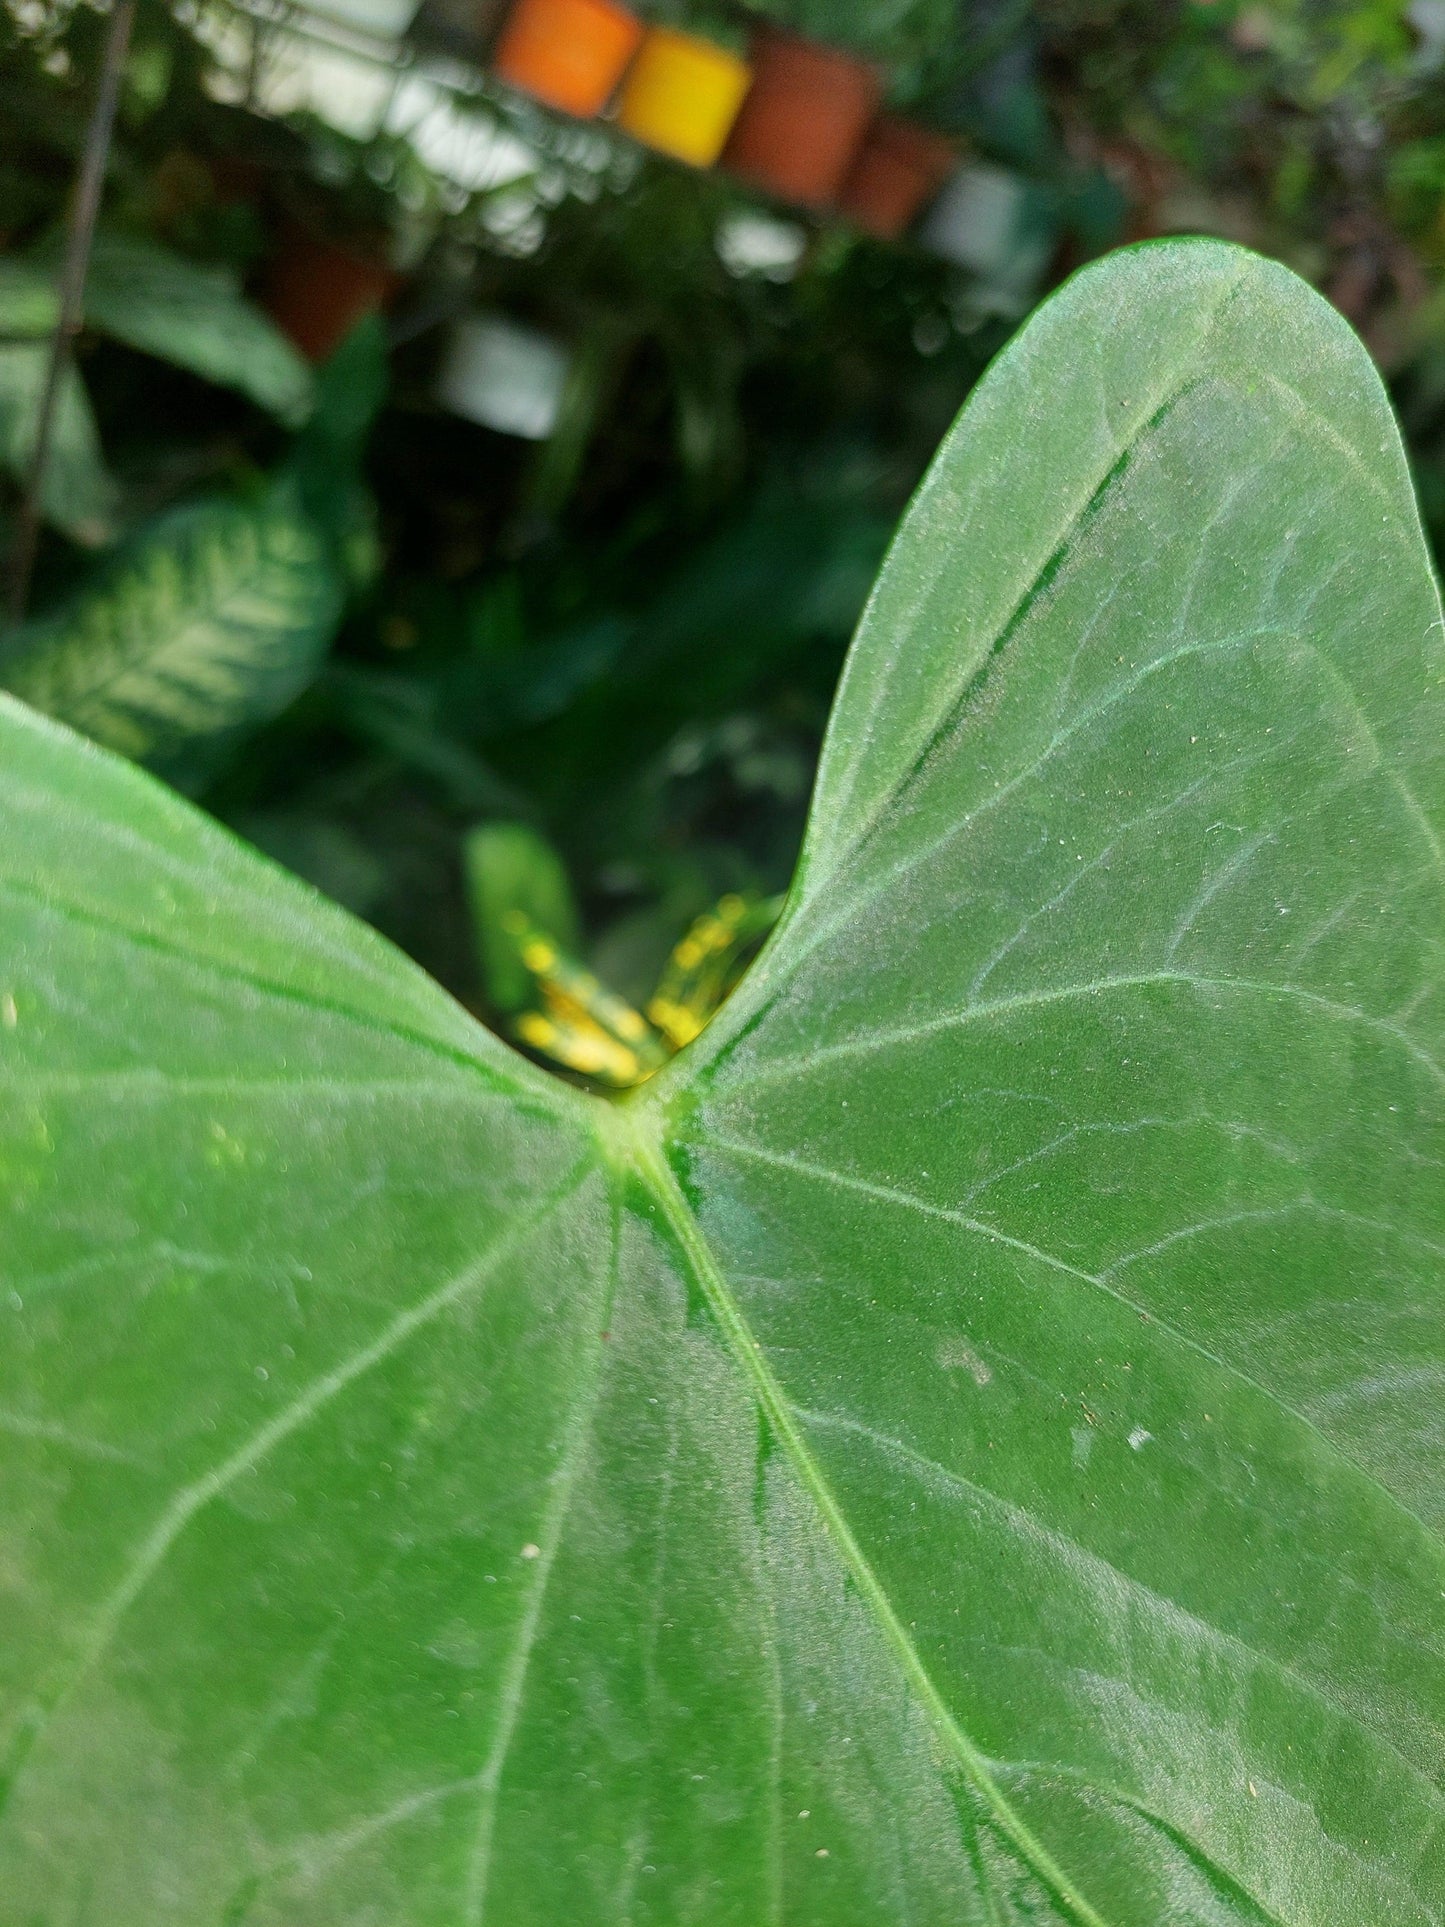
[1,484,343,770]
[0,238,1442,1924]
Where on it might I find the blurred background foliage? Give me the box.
[4,0,1445,1070]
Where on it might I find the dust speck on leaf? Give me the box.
[936,1337,992,1386]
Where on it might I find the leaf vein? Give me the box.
[622,1108,1117,1927]
[723,971,1444,1095]
[794,1403,1445,1811]
[462,1175,621,1926]
[701,1135,1445,1562]
[0,1158,596,1815]
[0,869,555,1108]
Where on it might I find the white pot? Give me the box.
[437,314,571,440]
[920,163,1027,277]
[919,162,1052,316]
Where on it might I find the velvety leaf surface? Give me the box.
[0,240,1442,1926]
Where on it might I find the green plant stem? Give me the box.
[5,0,135,624]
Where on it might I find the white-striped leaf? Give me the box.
[2,484,342,766]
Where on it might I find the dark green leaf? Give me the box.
[299,313,389,464]
[287,316,389,597]
[521,327,626,523]
[237,808,389,919]
[327,665,534,818]
[0,339,116,545]
[2,484,343,768]
[80,235,314,427]
[0,240,1442,1923]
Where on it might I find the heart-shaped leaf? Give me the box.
[1,239,1442,1925]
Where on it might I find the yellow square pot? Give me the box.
[616,26,751,168]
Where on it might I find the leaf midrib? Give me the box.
[794,1403,1445,1802]
[611,1100,1116,1927]
[694,1126,1445,1657]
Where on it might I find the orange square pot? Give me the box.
[493,0,643,118]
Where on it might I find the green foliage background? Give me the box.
[5,0,1445,1039]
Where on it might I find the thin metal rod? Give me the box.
[5,0,136,623]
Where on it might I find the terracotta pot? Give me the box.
[616,26,751,168]
[721,26,879,209]
[838,115,956,240]
[437,313,572,439]
[263,227,398,365]
[492,0,643,118]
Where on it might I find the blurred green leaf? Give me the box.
[328,666,532,818]
[79,234,314,426]
[522,327,626,523]
[2,481,342,768]
[296,314,389,467]
[0,340,116,545]
[0,258,59,338]
[464,818,581,1012]
[236,808,388,918]
[288,315,390,594]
